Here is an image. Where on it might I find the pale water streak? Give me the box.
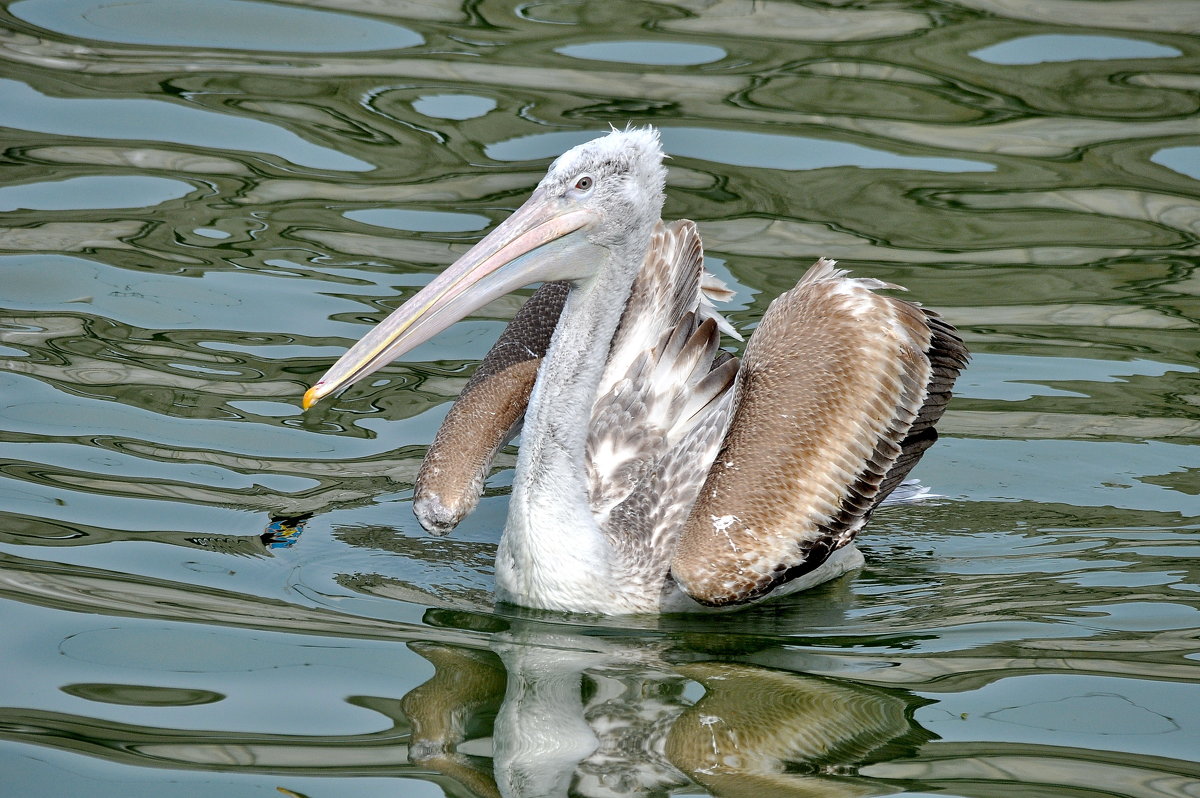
[0,1,1198,797]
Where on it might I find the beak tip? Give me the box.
[301,384,323,411]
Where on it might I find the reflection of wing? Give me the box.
[414,282,568,534]
[484,627,927,798]
[673,260,969,607]
[668,662,918,798]
[402,642,505,798]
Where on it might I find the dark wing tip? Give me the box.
[875,308,969,503]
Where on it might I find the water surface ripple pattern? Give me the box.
[1,1,1198,797]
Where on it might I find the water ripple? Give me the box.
[1,1,1198,795]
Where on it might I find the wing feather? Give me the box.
[594,319,739,590]
[586,220,736,518]
[584,220,741,580]
[875,311,970,501]
[597,220,705,400]
[671,259,967,606]
[586,315,735,524]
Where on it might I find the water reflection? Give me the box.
[3,492,1200,795]
[0,78,373,171]
[0,593,937,796]
[970,34,1184,65]
[413,626,929,798]
[3,600,1199,797]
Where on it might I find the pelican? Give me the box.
[304,127,967,614]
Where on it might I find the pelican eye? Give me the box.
[573,175,594,191]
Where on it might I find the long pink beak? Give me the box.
[303,188,600,409]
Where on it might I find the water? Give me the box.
[1,1,1198,796]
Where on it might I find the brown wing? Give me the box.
[671,259,968,606]
[413,282,568,534]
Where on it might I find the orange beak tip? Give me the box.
[301,385,322,411]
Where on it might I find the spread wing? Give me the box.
[414,282,569,534]
[585,221,740,586]
[595,220,736,402]
[589,315,739,590]
[671,259,969,606]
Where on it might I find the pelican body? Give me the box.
[304,128,968,614]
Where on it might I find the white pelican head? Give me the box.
[303,127,668,409]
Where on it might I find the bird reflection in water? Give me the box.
[401,616,930,798]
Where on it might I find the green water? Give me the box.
[1,1,1198,796]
